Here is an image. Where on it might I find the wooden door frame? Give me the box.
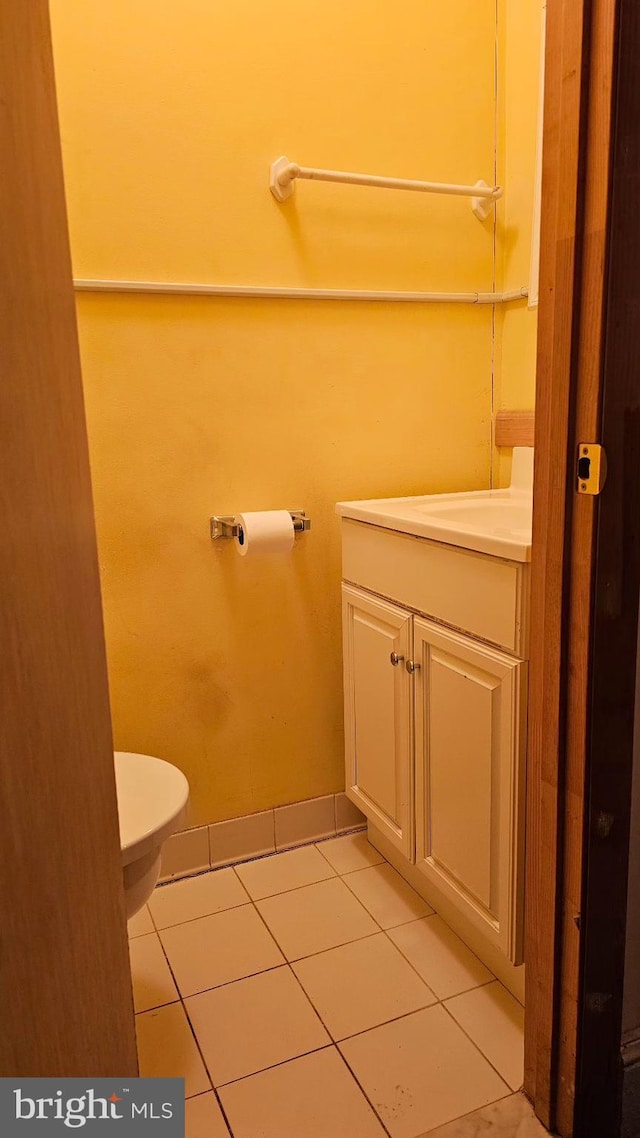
[525,0,640,1133]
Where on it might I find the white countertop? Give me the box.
[336,448,533,563]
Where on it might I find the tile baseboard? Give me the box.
[159,825,210,881]
[159,791,365,882]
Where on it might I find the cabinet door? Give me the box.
[342,585,413,859]
[414,617,527,962]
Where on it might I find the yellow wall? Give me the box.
[51,0,497,826]
[495,0,543,484]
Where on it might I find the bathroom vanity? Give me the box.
[336,450,532,981]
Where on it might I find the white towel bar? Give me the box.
[269,156,503,221]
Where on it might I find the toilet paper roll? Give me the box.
[234,510,295,557]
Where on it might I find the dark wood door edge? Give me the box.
[526,0,620,1131]
[574,0,640,1133]
[525,0,599,1126]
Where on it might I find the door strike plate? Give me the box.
[577,444,607,496]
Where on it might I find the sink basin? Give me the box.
[415,497,530,531]
[336,448,533,562]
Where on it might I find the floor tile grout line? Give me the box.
[247,888,296,965]
[380,924,445,994]
[213,1041,394,1138]
[238,868,340,904]
[215,1039,334,1092]
[179,993,235,1136]
[179,960,287,1002]
[244,882,390,977]
[338,862,434,930]
[129,935,179,1013]
[275,927,381,965]
[286,948,437,1059]
[133,926,233,1134]
[142,929,410,1009]
[330,840,524,1015]
[325,847,522,1017]
[249,873,387,945]
[438,977,498,1001]
[182,955,333,1086]
[182,944,418,1098]
[443,977,519,1007]
[229,862,252,902]
[290,947,440,1042]
[315,853,387,877]
[381,923,498,1003]
[150,898,251,933]
[342,1000,517,1138]
[439,999,520,1093]
[327,998,441,1047]
[393,908,509,997]
[312,831,377,872]
[417,1089,518,1138]
[421,916,508,996]
[177,987,214,1095]
[210,1042,331,1091]
[334,1045,395,1138]
[281,960,335,1044]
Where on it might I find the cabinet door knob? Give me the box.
[389,652,404,667]
[406,659,421,674]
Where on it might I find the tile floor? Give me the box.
[128,833,545,1138]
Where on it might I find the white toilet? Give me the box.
[114,751,189,918]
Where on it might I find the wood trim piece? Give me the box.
[557,1,617,1132]
[524,0,591,1126]
[494,411,536,449]
[0,2,138,1075]
[574,0,640,1132]
[525,0,617,1131]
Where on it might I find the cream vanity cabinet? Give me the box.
[340,517,530,965]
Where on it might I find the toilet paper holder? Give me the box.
[210,510,311,541]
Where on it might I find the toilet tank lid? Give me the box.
[114,751,189,857]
